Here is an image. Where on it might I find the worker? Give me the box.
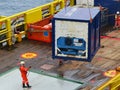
[19,61,31,88]
[114,11,120,29]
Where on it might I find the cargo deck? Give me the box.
[0,68,83,90]
[0,0,120,89]
[0,29,120,89]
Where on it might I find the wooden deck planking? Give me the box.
[0,30,119,72]
[0,30,120,89]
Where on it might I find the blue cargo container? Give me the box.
[52,7,101,62]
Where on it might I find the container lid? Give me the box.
[54,7,100,21]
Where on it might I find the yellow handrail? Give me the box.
[97,71,120,90]
[0,0,73,46]
[0,38,10,43]
[0,29,7,33]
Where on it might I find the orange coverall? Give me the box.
[19,66,29,84]
[115,14,120,28]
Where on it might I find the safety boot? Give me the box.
[27,83,32,88]
[22,83,27,88]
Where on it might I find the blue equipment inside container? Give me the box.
[57,37,86,56]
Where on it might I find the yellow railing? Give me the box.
[97,71,120,90]
[0,0,74,47]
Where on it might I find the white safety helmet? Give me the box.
[116,11,120,14]
[20,61,25,65]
